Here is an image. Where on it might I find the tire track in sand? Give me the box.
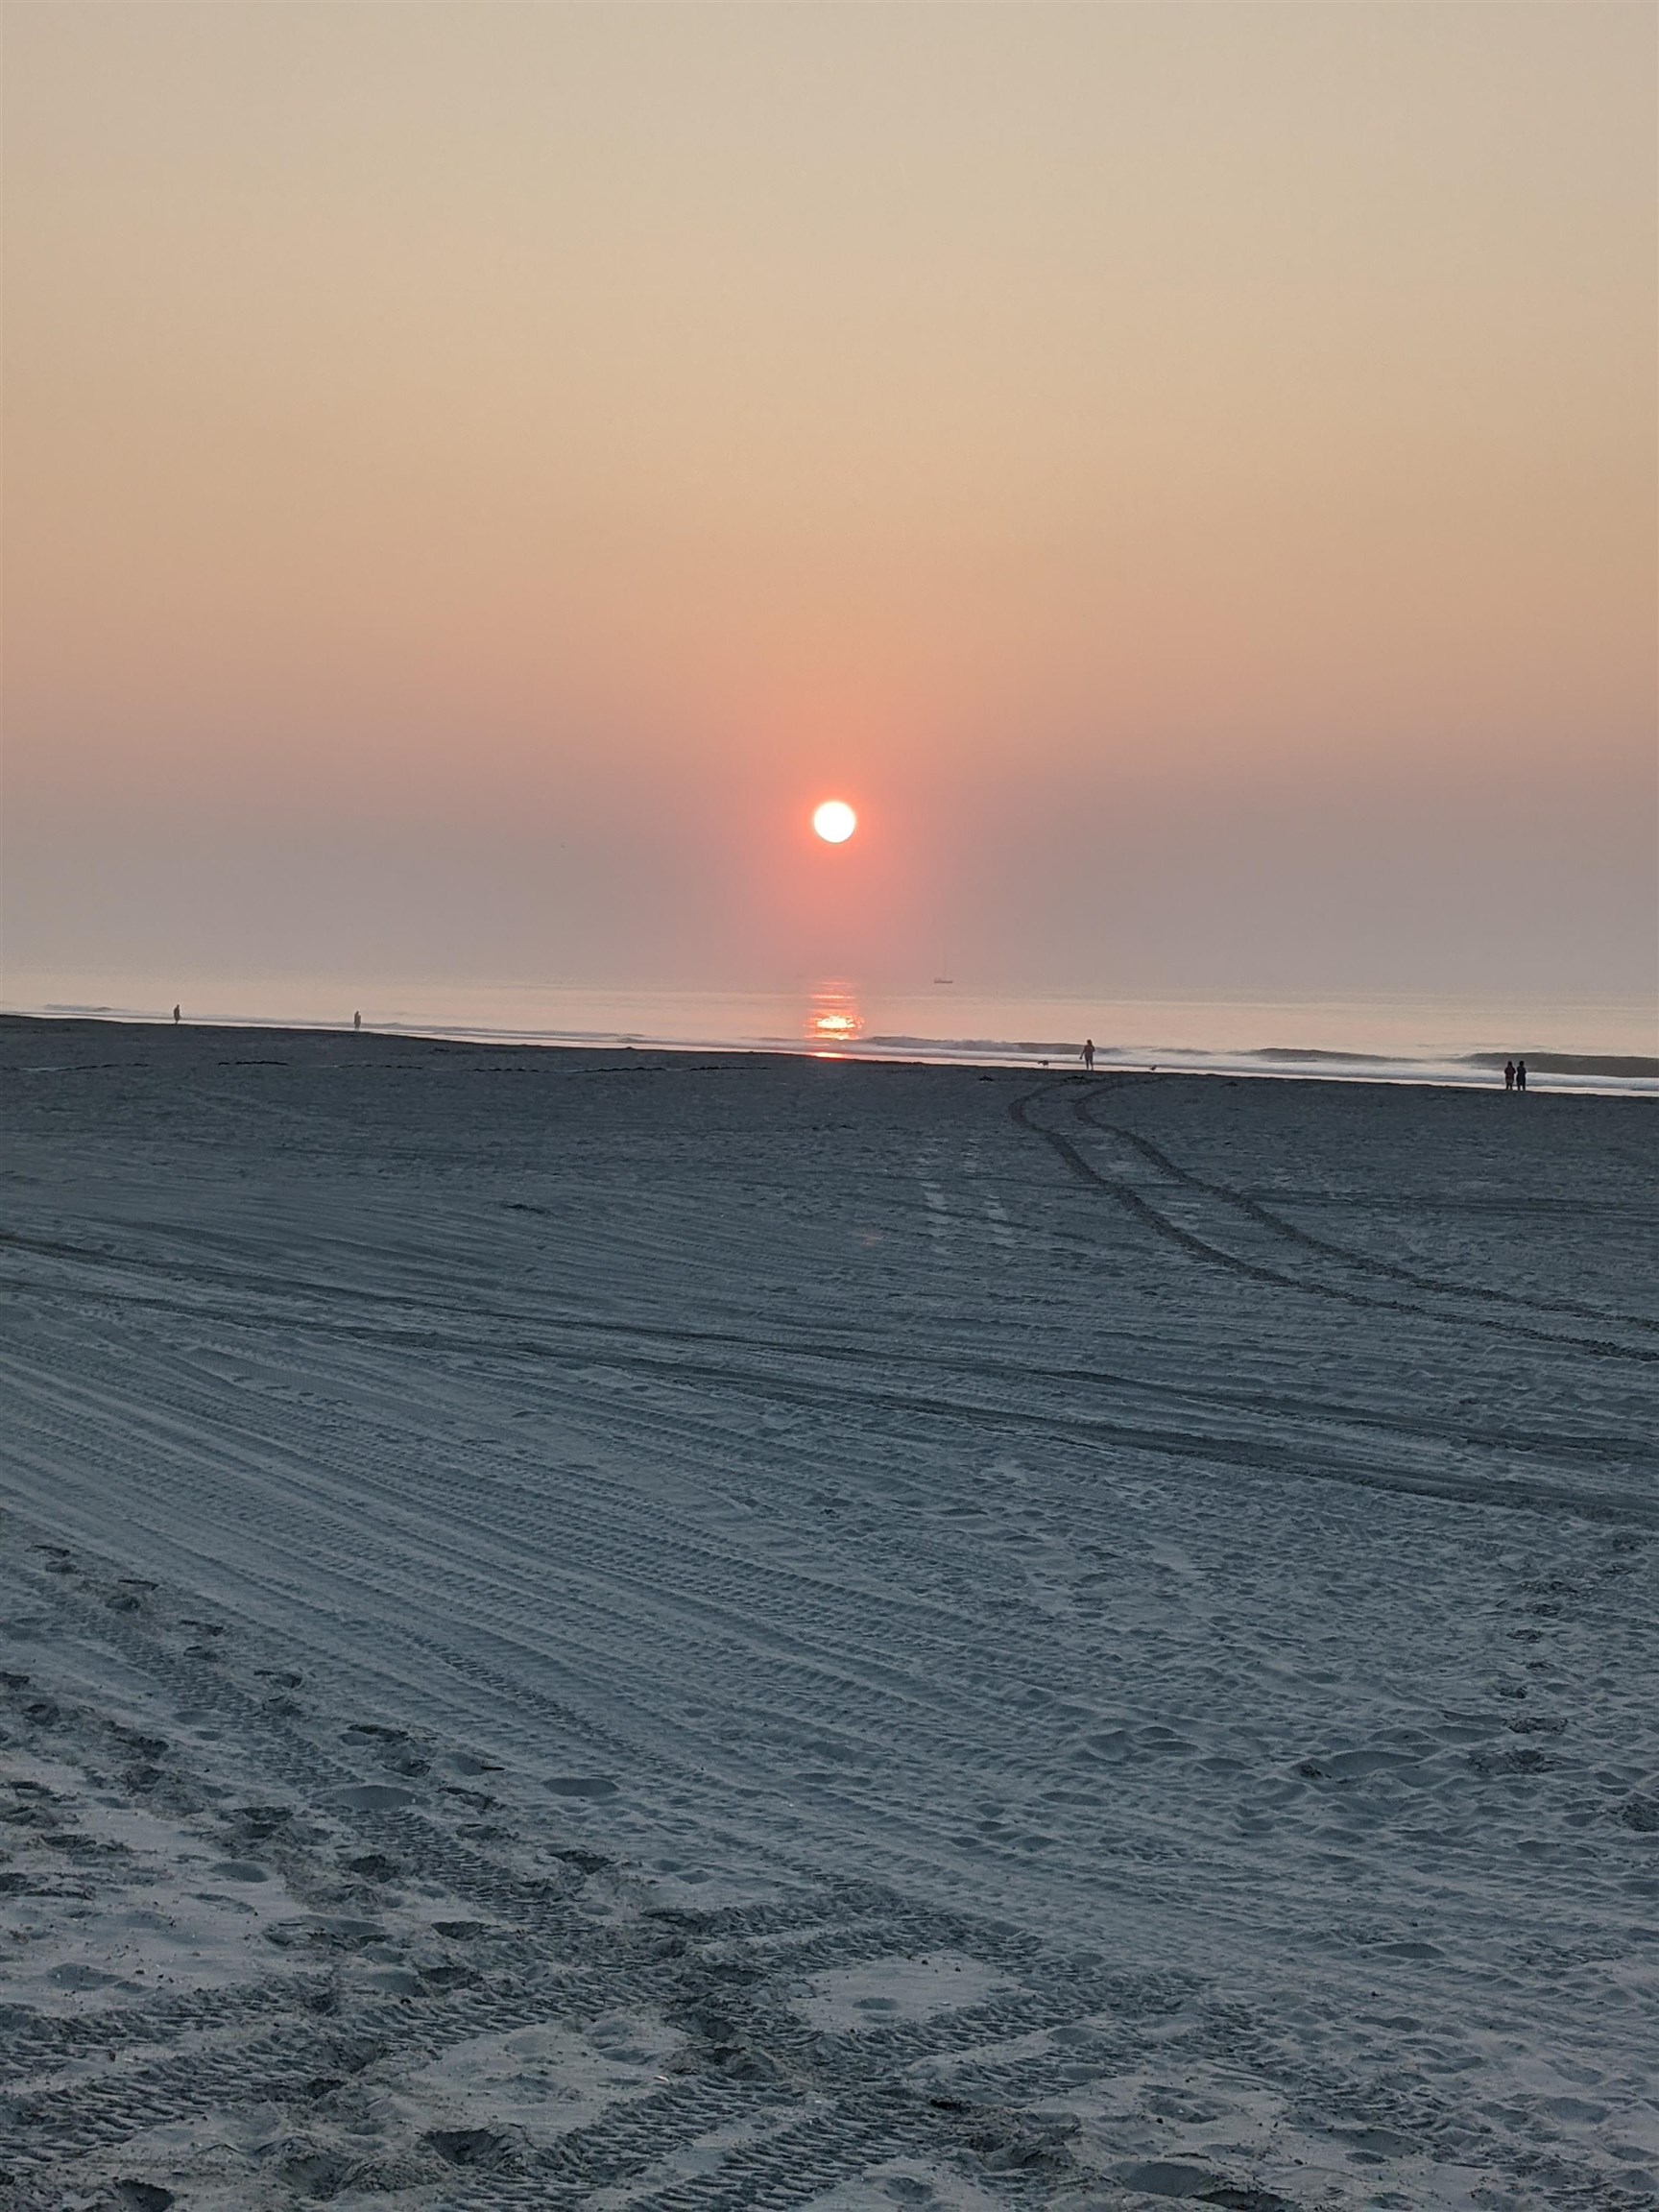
[1074,1084,1658,1335]
[1007,1081,1658,1366]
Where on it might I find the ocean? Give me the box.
[4,969,1653,1093]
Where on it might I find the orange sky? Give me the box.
[4,3,1654,999]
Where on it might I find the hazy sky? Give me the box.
[4,2,1654,1005]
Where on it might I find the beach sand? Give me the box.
[2,1018,1655,2209]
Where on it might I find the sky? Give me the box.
[4,2,1655,1013]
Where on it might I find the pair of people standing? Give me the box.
[1503,1059,1528,1092]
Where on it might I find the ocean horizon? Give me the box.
[7,971,1654,1094]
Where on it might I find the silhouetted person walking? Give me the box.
[1081,1038,1094,1073]
[1515,1058,1527,1092]
[353,1011,361,1032]
[173,1004,180,1025]
[1503,1059,1515,1091]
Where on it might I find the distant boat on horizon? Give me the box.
[932,976,954,985]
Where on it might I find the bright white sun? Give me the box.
[812,800,857,844]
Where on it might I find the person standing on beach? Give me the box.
[353,1011,361,1032]
[173,1003,180,1025]
[1504,1059,1515,1090]
[1516,1058,1527,1092]
[1081,1039,1094,1073]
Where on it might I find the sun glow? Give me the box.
[812,800,856,844]
[806,980,863,1049]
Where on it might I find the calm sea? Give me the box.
[5,969,1654,1093]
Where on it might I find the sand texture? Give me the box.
[1,1021,1655,2210]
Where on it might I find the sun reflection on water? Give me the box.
[805,981,864,1053]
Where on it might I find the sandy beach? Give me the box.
[2,1016,1655,2211]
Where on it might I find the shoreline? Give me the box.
[5,1006,1655,1097]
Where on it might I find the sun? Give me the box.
[812,799,857,844]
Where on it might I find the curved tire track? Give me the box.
[1075,1084,1658,1335]
[1008,1081,1658,1366]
